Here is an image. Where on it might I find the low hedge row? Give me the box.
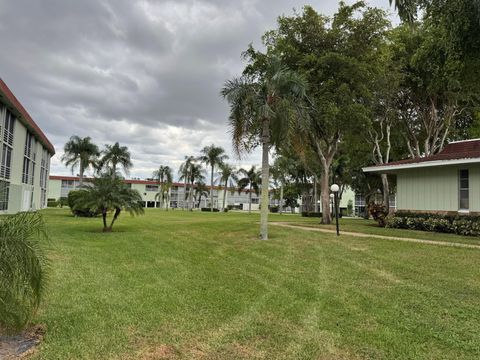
[201,208,220,212]
[386,212,480,236]
[301,212,322,218]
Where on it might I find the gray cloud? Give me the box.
[0,0,395,179]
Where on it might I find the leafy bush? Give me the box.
[270,206,279,213]
[201,208,220,212]
[47,199,58,207]
[368,202,389,227]
[301,212,322,217]
[67,190,97,217]
[386,212,480,236]
[0,212,49,332]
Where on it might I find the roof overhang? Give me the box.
[363,157,480,173]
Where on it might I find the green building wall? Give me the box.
[396,164,480,213]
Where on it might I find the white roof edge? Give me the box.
[448,138,480,144]
[363,157,480,173]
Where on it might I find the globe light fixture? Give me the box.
[330,183,340,236]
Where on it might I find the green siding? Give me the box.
[397,164,480,212]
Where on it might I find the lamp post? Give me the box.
[330,184,340,236]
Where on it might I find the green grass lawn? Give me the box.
[34,208,480,359]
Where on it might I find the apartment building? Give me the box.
[0,79,54,213]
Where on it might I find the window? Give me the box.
[4,110,14,146]
[0,180,9,210]
[40,149,49,207]
[0,109,14,180]
[459,169,469,210]
[22,131,36,185]
[146,184,159,192]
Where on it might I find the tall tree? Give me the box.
[100,142,133,179]
[179,156,195,210]
[153,165,173,210]
[198,144,228,212]
[237,166,261,214]
[188,163,205,209]
[194,181,209,208]
[249,3,389,224]
[61,135,99,186]
[217,163,239,211]
[221,55,306,239]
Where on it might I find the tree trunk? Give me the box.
[381,173,390,211]
[314,177,318,212]
[112,163,116,179]
[102,208,108,232]
[183,179,187,210]
[260,119,270,240]
[109,207,121,230]
[279,184,284,215]
[210,165,214,212]
[79,165,84,187]
[320,167,331,224]
[223,180,227,211]
[248,184,252,214]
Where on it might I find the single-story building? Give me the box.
[363,139,480,215]
[0,79,55,213]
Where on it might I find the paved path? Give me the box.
[269,222,480,250]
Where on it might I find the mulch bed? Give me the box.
[0,324,45,359]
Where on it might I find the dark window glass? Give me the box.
[459,169,469,210]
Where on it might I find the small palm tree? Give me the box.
[217,163,239,211]
[179,156,195,210]
[194,181,209,208]
[61,135,99,186]
[99,142,133,179]
[199,144,229,212]
[74,175,144,232]
[188,163,205,209]
[221,55,306,239]
[153,165,173,210]
[237,166,261,214]
[0,212,48,332]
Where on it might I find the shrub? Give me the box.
[67,190,97,217]
[201,208,220,212]
[0,212,49,332]
[47,199,58,207]
[270,206,279,213]
[301,212,322,217]
[386,212,480,236]
[368,203,389,227]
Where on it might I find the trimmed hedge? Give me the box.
[301,212,322,218]
[386,212,480,236]
[201,208,220,212]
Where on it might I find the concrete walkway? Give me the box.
[269,222,480,250]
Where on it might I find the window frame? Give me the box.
[458,169,469,211]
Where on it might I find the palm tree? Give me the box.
[194,181,209,208]
[237,166,261,214]
[221,55,306,239]
[199,144,228,212]
[0,211,48,332]
[61,135,99,186]
[270,156,295,214]
[99,142,133,179]
[153,165,173,210]
[188,163,205,209]
[179,156,195,210]
[217,163,239,211]
[73,174,144,232]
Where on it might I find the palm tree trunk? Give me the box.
[102,208,107,231]
[260,120,270,240]
[112,163,116,179]
[249,184,252,214]
[79,165,84,187]
[210,165,214,212]
[108,207,121,231]
[223,179,227,211]
[183,178,187,210]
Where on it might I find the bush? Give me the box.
[270,206,279,213]
[368,202,389,227]
[0,212,49,332]
[67,190,98,217]
[386,212,480,236]
[301,212,322,217]
[47,199,58,207]
[201,208,220,212]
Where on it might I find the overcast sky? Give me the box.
[0,0,395,180]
